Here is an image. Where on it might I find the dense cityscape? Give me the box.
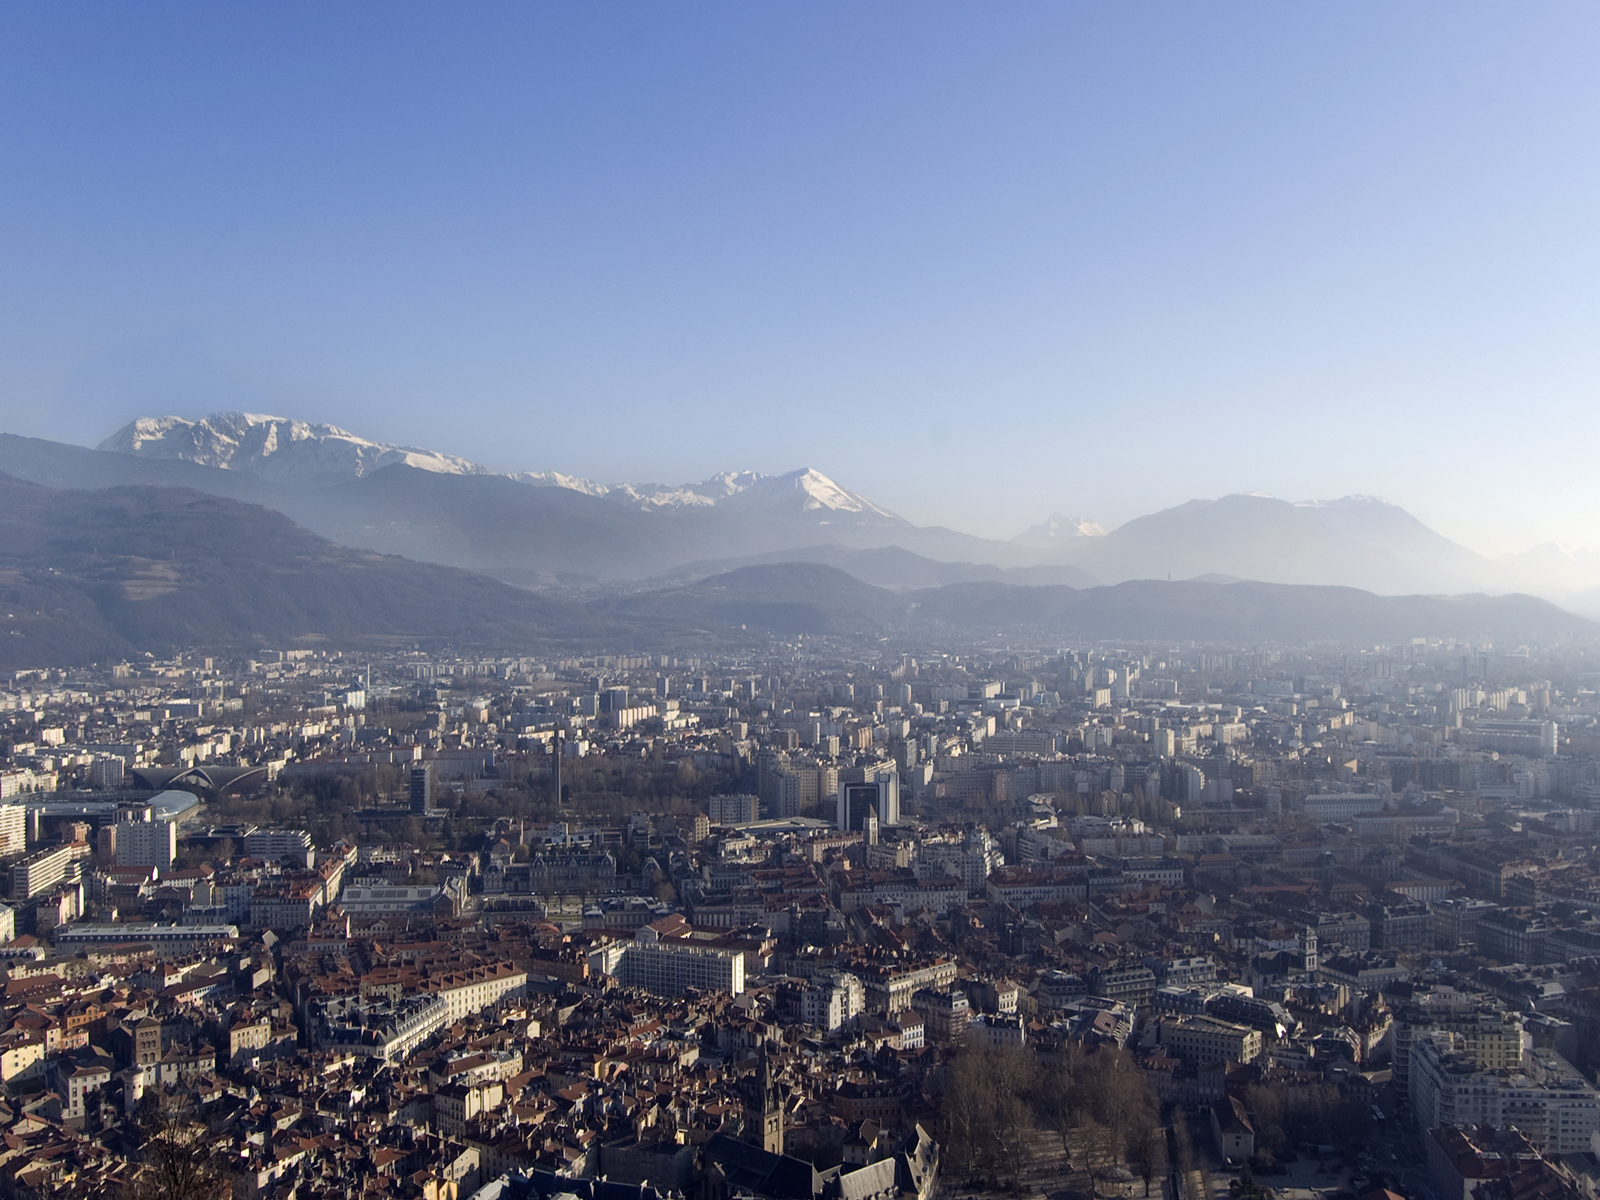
[6,11,1600,1200]
[0,633,1598,1200]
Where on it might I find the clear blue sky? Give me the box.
[3,3,1599,555]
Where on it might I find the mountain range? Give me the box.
[0,472,1589,670]
[100,412,904,518]
[0,410,1592,611]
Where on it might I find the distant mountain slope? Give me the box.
[6,424,1585,597]
[1499,542,1600,599]
[1053,493,1500,594]
[634,544,1101,591]
[609,565,1593,644]
[0,474,600,668]
[0,474,1589,668]
[604,563,907,637]
[905,579,1591,644]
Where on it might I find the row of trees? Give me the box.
[938,1041,1165,1192]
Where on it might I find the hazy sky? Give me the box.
[3,4,1600,556]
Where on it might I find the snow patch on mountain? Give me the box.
[1293,494,1392,509]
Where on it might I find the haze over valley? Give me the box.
[1,411,1592,617]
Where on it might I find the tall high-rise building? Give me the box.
[117,816,176,870]
[410,764,434,814]
[838,772,899,832]
[88,757,125,789]
[0,804,26,856]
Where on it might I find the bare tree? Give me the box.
[942,1041,1040,1186]
[988,1044,1039,1189]
[122,1089,234,1200]
[942,1047,1000,1178]
[1129,1124,1168,1197]
[1086,1047,1158,1166]
[1172,1111,1204,1200]
[1032,1043,1089,1166]
[1076,1119,1114,1173]
[991,1085,1037,1189]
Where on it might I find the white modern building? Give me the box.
[802,971,865,1032]
[613,923,745,997]
[1409,1036,1600,1154]
[116,815,176,870]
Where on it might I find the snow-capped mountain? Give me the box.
[64,413,1561,596]
[1011,513,1107,547]
[99,413,494,484]
[99,412,900,521]
[600,469,903,519]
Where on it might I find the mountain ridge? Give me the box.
[0,473,1590,668]
[9,411,1596,600]
[98,411,901,520]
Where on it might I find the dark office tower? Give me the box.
[409,764,433,814]
[837,773,899,832]
[553,730,563,807]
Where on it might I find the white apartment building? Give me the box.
[249,884,321,930]
[59,1060,110,1125]
[0,804,25,856]
[802,971,865,1032]
[432,962,528,1023]
[0,770,54,800]
[1392,1003,1523,1087]
[967,1013,1027,1048]
[10,844,74,902]
[245,829,314,864]
[321,995,451,1064]
[116,817,176,870]
[708,794,761,825]
[1409,1036,1600,1154]
[914,831,1003,892]
[615,925,745,997]
[434,1080,504,1138]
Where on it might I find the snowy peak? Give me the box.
[1012,512,1106,547]
[96,412,902,521]
[509,470,612,497]
[98,411,491,485]
[687,468,901,519]
[560,467,903,520]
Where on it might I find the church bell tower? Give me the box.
[1300,924,1319,980]
[744,1052,783,1155]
